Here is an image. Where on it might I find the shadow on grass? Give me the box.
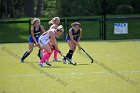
[78,63,90,65]
[24,62,68,68]
[23,61,38,63]
[43,66,68,68]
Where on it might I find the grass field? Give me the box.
[0,40,140,93]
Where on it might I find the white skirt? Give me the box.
[39,37,50,46]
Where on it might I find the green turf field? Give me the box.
[0,40,140,93]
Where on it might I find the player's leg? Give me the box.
[38,41,52,66]
[53,50,58,60]
[51,45,59,62]
[39,45,52,66]
[53,49,61,62]
[20,35,35,62]
[63,40,74,64]
[34,36,44,60]
[20,43,34,62]
[42,48,53,62]
[37,44,45,60]
[68,38,79,60]
[37,49,42,60]
[69,43,76,60]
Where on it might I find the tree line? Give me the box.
[0,0,140,18]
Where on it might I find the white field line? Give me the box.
[8,70,140,77]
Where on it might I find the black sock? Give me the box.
[64,50,73,60]
[64,53,69,60]
[37,49,42,60]
[69,50,73,59]
[21,51,30,60]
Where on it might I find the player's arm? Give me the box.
[69,30,81,48]
[40,25,45,33]
[49,31,61,52]
[78,28,82,42]
[31,27,38,44]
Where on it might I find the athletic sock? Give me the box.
[37,49,42,60]
[40,52,51,63]
[21,51,30,60]
[53,49,58,60]
[64,50,73,60]
[69,50,73,59]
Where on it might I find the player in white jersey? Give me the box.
[38,25,64,67]
[48,17,61,62]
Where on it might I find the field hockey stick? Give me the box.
[57,50,77,66]
[62,55,77,66]
[81,48,94,63]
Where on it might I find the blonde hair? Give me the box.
[71,22,81,27]
[31,18,40,25]
[57,25,64,32]
[49,17,60,25]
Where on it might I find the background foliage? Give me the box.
[0,0,140,18]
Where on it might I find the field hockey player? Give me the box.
[38,25,64,67]
[63,22,82,64]
[20,18,45,62]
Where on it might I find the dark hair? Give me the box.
[71,22,81,27]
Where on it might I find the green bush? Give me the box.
[115,5,134,14]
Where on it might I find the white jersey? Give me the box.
[39,29,56,46]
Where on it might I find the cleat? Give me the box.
[38,62,45,67]
[53,58,61,62]
[62,58,67,64]
[45,60,52,66]
[20,59,24,62]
